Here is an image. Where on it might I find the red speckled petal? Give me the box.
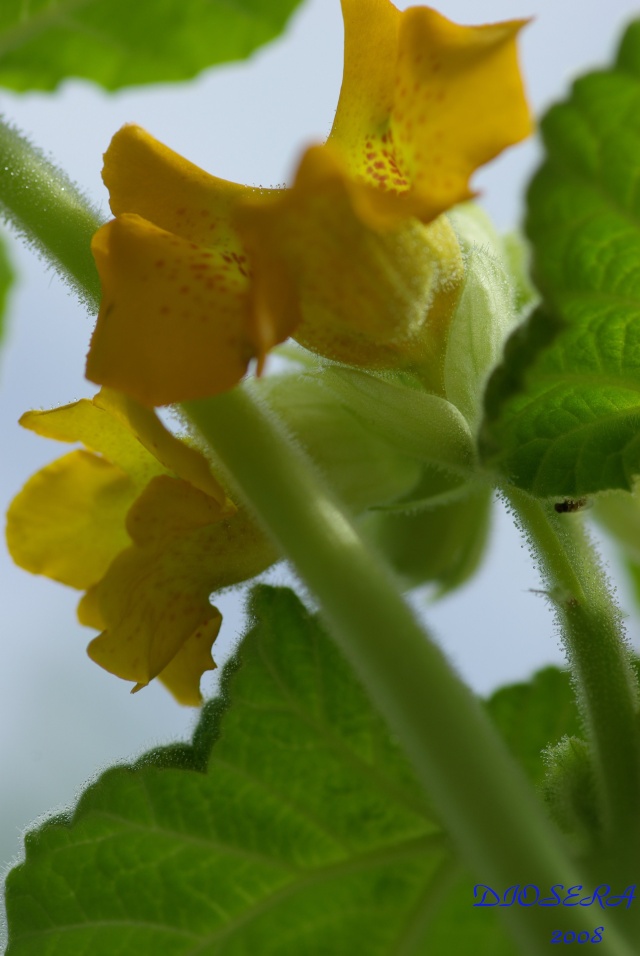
[330,1,531,221]
[88,213,256,405]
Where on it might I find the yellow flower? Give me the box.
[85,0,531,405]
[87,126,294,406]
[6,389,274,704]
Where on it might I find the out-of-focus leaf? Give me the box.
[0,0,305,92]
[360,480,493,596]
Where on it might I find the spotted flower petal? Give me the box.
[5,389,245,703]
[87,126,294,407]
[237,143,464,380]
[87,477,275,704]
[86,4,531,405]
[87,476,224,705]
[330,0,532,221]
[103,124,250,248]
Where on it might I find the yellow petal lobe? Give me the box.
[20,396,166,486]
[87,476,225,697]
[95,389,232,511]
[88,214,256,406]
[392,9,532,218]
[18,390,229,509]
[238,144,463,374]
[331,1,532,221]
[103,124,251,249]
[77,585,105,629]
[6,450,136,589]
[331,0,400,167]
[87,478,274,703]
[155,613,222,707]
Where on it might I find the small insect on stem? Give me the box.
[554,497,590,514]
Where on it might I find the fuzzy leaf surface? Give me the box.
[5,587,579,954]
[482,20,640,497]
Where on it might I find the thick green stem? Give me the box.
[185,388,635,956]
[506,488,640,866]
[0,115,104,306]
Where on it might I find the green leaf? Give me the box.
[482,19,640,498]
[4,587,579,955]
[0,0,305,93]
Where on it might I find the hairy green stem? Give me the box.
[506,488,640,867]
[185,389,635,956]
[0,115,104,306]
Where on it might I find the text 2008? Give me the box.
[551,928,604,943]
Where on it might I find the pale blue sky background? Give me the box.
[2,0,640,913]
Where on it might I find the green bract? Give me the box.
[446,204,524,437]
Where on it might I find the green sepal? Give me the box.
[445,204,522,436]
[501,231,538,317]
[360,481,492,595]
[251,370,423,513]
[253,365,475,511]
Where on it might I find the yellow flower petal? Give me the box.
[87,213,259,406]
[6,450,136,589]
[237,144,463,377]
[18,388,229,509]
[103,124,251,249]
[95,389,232,511]
[155,614,222,707]
[20,395,165,486]
[77,584,105,629]
[331,0,401,166]
[87,124,296,405]
[87,476,275,703]
[331,0,532,221]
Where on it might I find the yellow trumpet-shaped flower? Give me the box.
[85,0,531,406]
[6,390,274,704]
